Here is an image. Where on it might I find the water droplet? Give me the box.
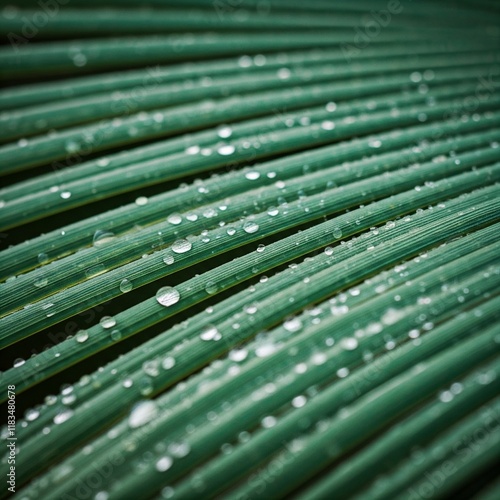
[292,395,307,408]
[128,401,158,428]
[255,343,277,357]
[75,330,89,343]
[172,239,192,254]
[267,207,279,216]
[135,196,148,206]
[277,67,291,79]
[167,213,182,225]
[256,244,265,253]
[34,276,48,288]
[38,252,49,264]
[185,145,200,155]
[53,409,74,425]
[243,221,259,234]
[262,416,277,428]
[226,227,236,236]
[218,144,235,156]
[229,349,248,362]
[245,171,260,181]
[369,139,382,148]
[205,281,218,294]
[97,158,110,168]
[385,220,396,229]
[60,191,71,199]
[162,357,176,370]
[156,456,173,472]
[410,71,422,83]
[13,358,25,368]
[332,227,342,239]
[100,316,116,329]
[284,317,302,332]
[156,287,180,307]
[110,329,122,341]
[324,246,333,256]
[341,337,358,350]
[200,325,221,341]
[321,120,335,130]
[163,255,174,265]
[25,408,40,421]
[93,230,115,247]
[217,125,232,139]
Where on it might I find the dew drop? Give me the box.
[284,317,302,332]
[156,456,173,472]
[53,409,74,425]
[34,276,48,288]
[75,330,89,343]
[321,120,335,130]
[156,287,180,307]
[185,145,200,155]
[262,416,277,428]
[100,316,117,329]
[38,252,49,264]
[135,196,148,206]
[218,144,235,156]
[120,278,133,293]
[110,329,122,341]
[217,126,232,139]
[267,207,279,216]
[60,191,72,199]
[128,401,158,428]
[245,171,260,181]
[205,281,218,294]
[200,325,221,341]
[162,356,176,370]
[163,255,175,265]
[172,239,192,254]
[292,395,307,408]
[369,139,382,148]
[167,213,182,225]
[93,230,115,247]
[243,221,259,234]
[332,227,343,239]
[13,358,25,368]
[341,337,358,350]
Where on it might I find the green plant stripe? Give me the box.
[2,114,498,282]
[99,259,500,498]
[406,435,500,500]
[4,78,487,205]
[361,397,500,500]
[2,79,497,227]
[16,218,500,446]
[41,247,500,498]
[0,7,414,35]
[175,352,500,500]
[4,139,499,316]
[2,64,497,177]
[0,44,490,111]
[2,151,498,343]
[296,355,500,499]
[222,326,500,500]
[0,31,481,80]
[14,229,500,493]
[2,52,496,142]
[2,5,488,38]
[3,182,498,399]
